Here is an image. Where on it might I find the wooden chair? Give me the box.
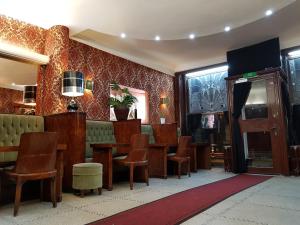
[3,132,58,216]
[113,134,149,190]
[167,136,192,179]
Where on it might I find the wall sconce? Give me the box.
[85,80,94,91]
[61,71,84,111]
[160,97,169,105]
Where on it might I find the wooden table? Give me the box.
[91,143,176,190]
[0,144,66,202]
[148,143,170,179]
[191,143,211,170]
[91,143,130,191]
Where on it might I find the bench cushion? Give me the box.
[0,114,44,162]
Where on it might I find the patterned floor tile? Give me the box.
[224,202,300,225]
[1,168,299,225]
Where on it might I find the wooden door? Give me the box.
[227,70,289,175]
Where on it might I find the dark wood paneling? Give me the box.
[44,112,86,190]
[195,144,211,169]
[148,144,169,178]
[152,123,178,145]
[113,119,141,153]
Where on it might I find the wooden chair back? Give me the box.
[176,136,192,157]
[15,132,58,174]
[113,119,141,154]
[127,134,149,161]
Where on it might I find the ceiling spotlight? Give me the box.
[189,34,195,39]
[224,26,231,32]
[265,9,273,16]
[11,82,16,86]
[155,35,160,41]
[120,33,126,38]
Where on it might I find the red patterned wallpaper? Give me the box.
[0,16,175,123]
[0,15,46,54]
[36,25,69,115]
[68,40,175,123]
[0,87,23,114]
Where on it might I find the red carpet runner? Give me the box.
[89,174,272,225]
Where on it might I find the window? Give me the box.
[109,85,149,124]
[186,65,228,113]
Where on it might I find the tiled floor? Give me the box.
[1,168,299,225]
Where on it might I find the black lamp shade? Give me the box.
[62,71,84,97]
[23,86,37,104]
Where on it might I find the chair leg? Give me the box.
[98,188,102,195]
[178,163,181,179]
[50,177,57,208]
[80,190,85,198]
[187,159,191,177]
[145,165,149,186]
[14,178,23,217]
[130,164,134,190]
[40,180,44,202]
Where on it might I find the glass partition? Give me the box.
[242,79,268,120]
[246,131,273,168]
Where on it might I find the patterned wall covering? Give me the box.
[0,16,175,123]
[68,40,175,123]
[0,87,23,113]
[0,15,46,54]
[187,71,228,113]
[36,25,69,115]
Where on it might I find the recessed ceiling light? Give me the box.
[265,9,273,16]
[155,35,160,41]
[224,26,231,32]
[189,34,195,39]
[11,82,16,86]
[120,33,126,38]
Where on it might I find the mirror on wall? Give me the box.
[0,57,39,114]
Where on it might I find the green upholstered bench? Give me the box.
[86,121,158,159]
[141,124,155,144]
[85,121,180,159]
[0,114,44,164]
[72,162,103,197]
[86,120,116,161]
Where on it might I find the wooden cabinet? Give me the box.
[44,112,86,190]
[226,69,289,175]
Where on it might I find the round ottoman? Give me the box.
[72,163,103,197]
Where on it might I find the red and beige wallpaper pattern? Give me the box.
[68,40,175,123]
[0,87,23,114]
[0,15,175,123]
[0,15,45,54]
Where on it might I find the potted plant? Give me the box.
[109,82,137,121]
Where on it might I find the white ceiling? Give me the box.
[0,58,38,90]
[0,0,300,74]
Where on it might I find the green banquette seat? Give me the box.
[85,120,116,160]
[0,114,44,163]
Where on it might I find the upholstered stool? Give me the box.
[72,163,103,197]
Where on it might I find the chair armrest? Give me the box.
[149,143,168,148]
[91,143,130,148]
[0,146,19,152]
[57,144,67,151]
